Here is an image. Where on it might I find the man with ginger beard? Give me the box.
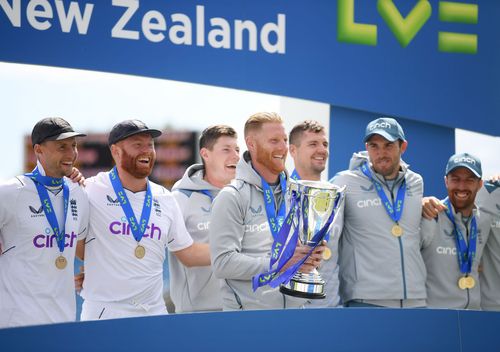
[78,120,211,320]
[209,112,325,310]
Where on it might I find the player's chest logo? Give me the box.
[153,198,162,216]
[29,205,44,218]
[106,194,121,206]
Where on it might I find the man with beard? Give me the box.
[332,117,426,308]
[423,174,500,310]
[209,112,324,310]
[169,125,240,313]
[0,117,89,328]
[78,120,210,320]
[420,153,490,309]
[288,120,342,308]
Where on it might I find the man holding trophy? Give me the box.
[332,117,427,308]
[288,120,343,308]
[210,112,335,310]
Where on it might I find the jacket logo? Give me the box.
[153,198,161,216]
[106,195,121,206]
[250,205,262,214]
[443,229,454,239]
[70,199,78,220]
[201,206,212,213]
[29,205,44,217]
[360,184,374,192]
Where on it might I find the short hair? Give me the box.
[199,125,237,151]
[244,112,283,137]
[289,120,325,146]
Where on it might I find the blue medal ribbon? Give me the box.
[109,167,152,245]
[443,198,477,275]
[360,162,406,225]
[25,167,69,254]
[199,190,215,203]
[290,169,300,181]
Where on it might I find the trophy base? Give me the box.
[279,271,326,300]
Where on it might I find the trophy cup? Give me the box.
[279,180,345,299]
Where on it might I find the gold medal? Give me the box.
[55,255,67,270]
[135,244,146,259]
[458,277,468,290]
[391,224,403,237]
[465,276,476,289]
[322,247,332,261]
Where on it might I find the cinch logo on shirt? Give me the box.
[245,222,269,233]
[356,198,381,208]
[436,246,457,256]
[33,232,78,248]
[197,221,210,230]
[109,221,162,240]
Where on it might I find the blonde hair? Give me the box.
[244,112,283,137]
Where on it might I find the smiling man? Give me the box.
[420,153,491,309]
[332,117,426,308]
[209,112,324,310]
[169,125,240,313]
[78,120,211,320]
[288,120,342,308]
[0,117,89,328]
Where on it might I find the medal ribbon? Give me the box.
[25,167,69,254]
[443,198,477,275]
[360,162,406,224]
[252,192,300,290]
[109,167,152,244]
[290,169,300,181]
[199,190,215,203]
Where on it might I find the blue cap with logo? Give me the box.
[364,117,406,143]
[445,152,482,178]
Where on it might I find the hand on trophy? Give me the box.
[280,241,326,274]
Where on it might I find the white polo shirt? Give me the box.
[81,171,193,311]
[0,169,89,328]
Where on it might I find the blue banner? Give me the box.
[0,0,498,135]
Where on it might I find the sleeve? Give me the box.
[209,187,268,280]
[165,196,194,252]
[420,217,437,249]
[0,179,19,230]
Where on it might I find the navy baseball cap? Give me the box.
[31,117,86,146]
[364,117,406,143]
[108,119,162,145]
[445,152,482,178]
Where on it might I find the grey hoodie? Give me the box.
[332,152,426,306]
[477,182,500,311]
[169,164,222,312]
[421,201,490,310]
[209,152,306,310]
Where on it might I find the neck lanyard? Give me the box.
[109,167,152,245]
[444,198,477,275]
[25,167,69,254]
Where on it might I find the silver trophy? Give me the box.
[280,180,345,299]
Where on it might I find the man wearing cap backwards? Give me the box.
[0,117,89,328]
[420,153,490,309]
[169,125,240,313]
[78,119,211,320]
[288,120,342,308]
[332,117,426,308]
[210,112,325,310]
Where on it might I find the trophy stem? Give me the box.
[279,269,325,299]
